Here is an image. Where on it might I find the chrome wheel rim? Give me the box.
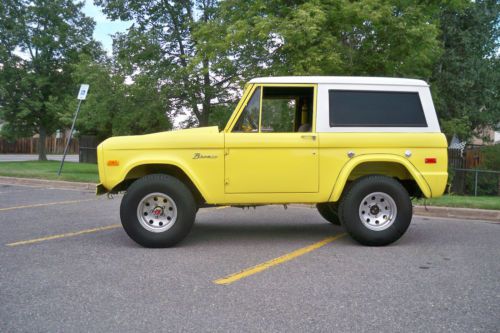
[136,192,177,233]
[358,192,397,231]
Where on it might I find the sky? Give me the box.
[82,1,133,54]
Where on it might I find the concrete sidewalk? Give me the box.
[0,176,95,191]
[0,154,79,162]
[413,205,500,222]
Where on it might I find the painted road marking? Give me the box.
[213,233,347,285]
[6,224,121,247]
[0,198,96,212]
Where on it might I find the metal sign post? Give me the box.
[57,84,89,176]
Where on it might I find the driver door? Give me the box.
[224,85,319,194]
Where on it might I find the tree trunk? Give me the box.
[38,126,47,161]
[198,111,210,127]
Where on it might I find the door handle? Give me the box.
[301,135,316,140]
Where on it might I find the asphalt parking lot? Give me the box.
[0,183,499,332]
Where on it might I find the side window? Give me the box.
[261,97,295,132]
[261,87,314,133]
[232,87,261,132]
[329,90,427,127]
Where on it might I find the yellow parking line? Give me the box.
[213,233,346,285]
[0,198,96,212]
[6,224,121,247]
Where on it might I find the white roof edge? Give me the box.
[249,76,429,87]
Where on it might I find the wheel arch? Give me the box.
[113,163,206,206]
[329,154,431,202]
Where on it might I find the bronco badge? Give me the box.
[193,153,218,159]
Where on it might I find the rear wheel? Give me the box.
[316,202,341,225]
[339,175,412,246]
[120,174,197,248]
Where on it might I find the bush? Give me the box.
[481,145,500,171]
[465,145,500,196]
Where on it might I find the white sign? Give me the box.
[77,84,89,100]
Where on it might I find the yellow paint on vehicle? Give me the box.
[6,224,121,247]
[0,198,96,212]
[213,233,346,285]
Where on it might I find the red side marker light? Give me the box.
[107,160,119,166]
[425,158,437,164]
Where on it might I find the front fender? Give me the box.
[119,158,210,199]
[328,154,432,202]
[101,147,224,203]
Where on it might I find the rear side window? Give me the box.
[329,90,427,127]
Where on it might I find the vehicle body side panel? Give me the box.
[224,133,319,193]
[318,133,448,201]
[99,129,225,203]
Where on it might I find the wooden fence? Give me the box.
[448,146,483,169]
[0,135,79,154]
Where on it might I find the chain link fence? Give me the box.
[449,168,500,196]
[448,147,499,196]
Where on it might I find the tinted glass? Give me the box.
[329,90,427,127]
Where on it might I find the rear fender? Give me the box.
[329,154,431,202]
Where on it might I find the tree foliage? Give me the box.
[0,0,95,160]
[431,0,500,141]
[1,0,498,147]
[95,0,241,127]
[68,56,171,141]
[217,0,444,77]
[95,0,453,129]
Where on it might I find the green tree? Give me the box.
[0,0,95,160]
[112,74,172,135]
[68,55,171,140]
[65,55,122,141]
[97,0,449,129]
[216,0,443,77]
[431,0,500,140]
[96,0,241,128]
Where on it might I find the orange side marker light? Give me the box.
[107,160,120,166]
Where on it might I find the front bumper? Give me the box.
[96,183,108,196]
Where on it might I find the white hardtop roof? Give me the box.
[249,76,428,87]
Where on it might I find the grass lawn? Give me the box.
[0,161,98,183]
[414,195,500,211]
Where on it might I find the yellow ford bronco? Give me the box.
[97,77,448,247]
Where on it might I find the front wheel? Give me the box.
[120,174,197,248]
[338,175,412,246]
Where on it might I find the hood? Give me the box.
[101,126,222,150]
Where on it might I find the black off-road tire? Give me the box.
[338,175,413,246]
[316,202,341,225]
[120,174,197,248]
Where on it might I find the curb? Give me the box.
[413,205,500,222]
[0,176,96,191]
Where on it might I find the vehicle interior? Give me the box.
[232,86,314,133]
